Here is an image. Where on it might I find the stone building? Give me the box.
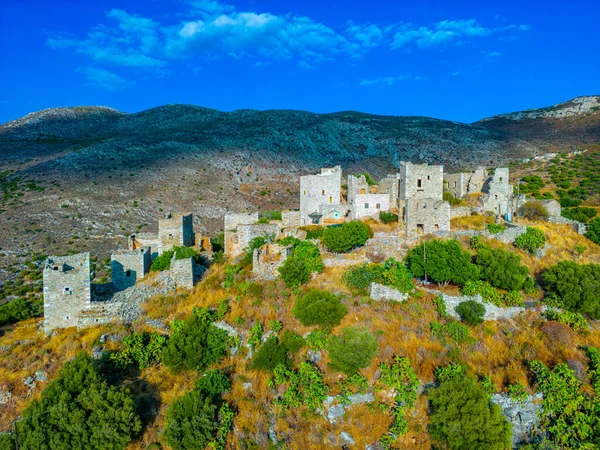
[405,198,451,235]
[481,168,513,217]
[537,199,562,218]
[252,243,292,280]
[281,210,301,227]
[347,174,391,220]
[224,212,280,257]
[129,212,194,256]
[444,167,487,199]
[43,253,92,334]
[300,166,342,225]
[170,255,197,290]
[111,247,152,291]
[378,174,400,209]
[398,162,444,202]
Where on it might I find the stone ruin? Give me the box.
[252,243,292,280]
[224,212,281,258]
[299,166,344,225]
[43,212,205,334]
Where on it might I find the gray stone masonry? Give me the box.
[253,243,291,280]
[398,162,444,201]
[405,198,451,235]
[224,212,259,231]
[111,246,151,291]
[427,290,528,321]
[481,168,512,217]
[234,223,280,256]
[537,199,561,217]
[158,212,194,251]
[281,210,301,227]
[369,283,409,302]
[548,215,588,235]
[444,167,488,199]
[170,255,195,290]
[300,166,342,225]
[318,203,348,223]
[378,174,399,209]
[43,252,91,334]
[491,393,543,447]
[349,193,390,220]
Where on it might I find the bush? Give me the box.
[406,239,479,285]
[162,308,230,373]
[514,227,546,254]
[342,263,383,290]
[272,362,327,412]
[0,297,40,326]
[322,221,371,253]
[443,191,462,206]
[17,352,141,449]
[164,389,218,449]
[292,289,347,328]
[378,258,414,292]
[487,223,506,234]
[278,240,324,287]
[151,246,199,272]
[250,337,289,372]
[519,201,549,221]
[327,327,378,374]
[428,377,512,450]
[289,241,323,274]
[456,300,485,326]
[586,217,600,245]
[260,210,282,221]
[476,246,532,291]
[278,258,310,287]
[279,330,304,354]
[379,211,398,224]
[562,206,597,223]
[110,332,167,370]
[542,261,600,319]
[196,370,231,401]
[544,309,588,331]
[241,236,270,266]
[299,225,323,239]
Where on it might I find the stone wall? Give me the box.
[491,393,543,447]
[398,162,444,201]
[111,246,151,291]
[481,168,512,216]
[43,252,92,334]
[226,223,280,257]
[350,193,390,219]
[444,172,467,199]
[369,283,408,302]
[318,203,348,224]
[170,256,195,289]
[224,212,259,231]
[378,175,399,208]
[77,302,122,328]
[281,210,301,228]
[548,215,588,234]
[450,205,474,219]
[129,232,161,258]
[158,212,194,251]
[428,290,527,321]
[252,243,291,280]
[299,166,342,225]
[405,199,450,235]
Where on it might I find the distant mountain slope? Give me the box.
[475,95,600,146]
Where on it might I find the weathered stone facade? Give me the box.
[405,199,451,235]
[43,253,92,334]
[300,166,342,225]
[537,199,561,217]
[169,255,196,289]
[111,246,151,291]
[378,174,400,209]
[252,243,291,280]
[481,168,512,217]
[225,220,280,258]
[444,167,487,199]
[224,212,259,231]
[347,175,391,220]
[281,210,301,227]
[398,162,444,201]
[129,212,194,255]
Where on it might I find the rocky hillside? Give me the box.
[476,95,600,147]
[0,97,597,274]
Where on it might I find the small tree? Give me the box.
[406,239,479,285]
[293,289,347,328]
[476,246,531,291]
[327,327,378,374]
[278,258,310,287]
[429,377,512,450]
[514,227,546,254]
[250,337,289,372]
[586,217,600,245]
[519,201,549,221]
[164,389,218,449]
[379,211,398,224]
[151,246,199,272]
[456,300,486,326]
[322,221,371,253]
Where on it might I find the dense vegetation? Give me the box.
[150,246,200,272]
[343,258,414,293]
[292,289,347,328]
[322,221,371,253]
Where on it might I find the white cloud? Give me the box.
[360,75,415,86]
[346,21,383,48]
[77,67,132,90]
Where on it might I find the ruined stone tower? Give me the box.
[111,246,152,291]
[43,252,91,334]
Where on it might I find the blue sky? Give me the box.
[0,0,598,124]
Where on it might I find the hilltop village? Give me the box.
[42,161,572,334]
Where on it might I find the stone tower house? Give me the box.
[398,162,444,201]
[299,166,342,225]
[111,246,152,291]
[43,252,91,334]
[159,213,194,251]
[481,168,512,217]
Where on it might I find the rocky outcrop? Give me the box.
[427,290,528,321]
[370,283,409,302]
[491,393,543,447]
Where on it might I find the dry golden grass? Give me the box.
[451,213,495,230]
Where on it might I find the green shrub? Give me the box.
[443,191,462,206]
[462,280,503,306]
[322,221,371,253]
[164,389,219,449]
[272,362,327,412]
[433,296,448,318]
[0,297,41,326]
[278,258,310,287]
[151,246,199,272]
[475,246,532,291]
[250,337,289,372]
[196,370,231,401]
[530,360,600,447]
[406,239,479,285]
[544,309,589,331]
[487,223,506,234]
[248,323,264,350]
[162,308,230,373]
[586,217,600,245]
[519,201,549,221]
[379,211,398,224]
[289,240,324,274]
[241,236,270,266]
[17,352,141,449]
[110,332,167,370]
[299,225,323,239]
[259,210,282,221]
[456,300,485,326]
[562,206,597,223]
[327,327,378,374]
[542,261,600,319]
[278,232,323,288]
[279,330,304,354]
[428,377,512,450]
[434,364,464,383]
[379,258,414,292]
[292,289,347,328]
[514,227,546,254]
[343,263,383,290]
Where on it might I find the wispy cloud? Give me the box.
[346,21,383,48]
[360,74,419,86]
[390,18,530,49]
[77,67,132,90]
